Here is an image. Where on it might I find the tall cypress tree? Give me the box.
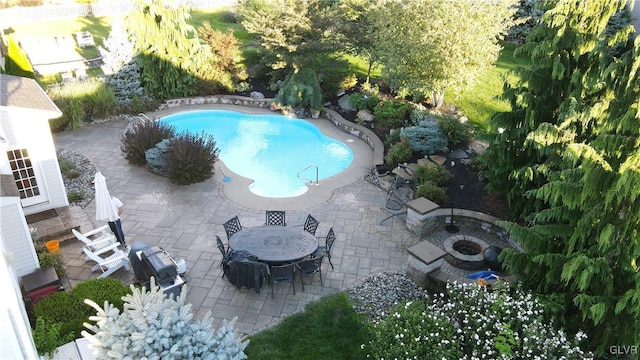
[483,0,639,353]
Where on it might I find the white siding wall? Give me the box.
[0,233,39,360]
[1,197,39,278]
[1,109,68,215]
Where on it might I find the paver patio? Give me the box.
[52,105,421,337]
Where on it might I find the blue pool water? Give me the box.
[161,110,353,198]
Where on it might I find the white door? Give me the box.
[6,148,48,207]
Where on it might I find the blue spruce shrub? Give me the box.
[400,120,448,154]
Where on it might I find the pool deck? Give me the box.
[52,103,420,338]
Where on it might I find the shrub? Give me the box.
[67,191,85,203]
[145,138,172,176]
[163,132,220,185]
[37,251,65,278]
[33,278,132,340]
[364,282,593,359]
[416,182,448,205]
[349,91,381,111]
[438,115,474,146]
[400,120,448,155]
[275,67,323,110]
[121,119,176,166]
[32,317,75,358]
[58,158,77,178]
[374,100,409,128]
[82,279,248,358]
[4,36,35,78]
[384,128,402,147]
[46,78,117,131]
[413,163,450,187]
[384,137,413,168]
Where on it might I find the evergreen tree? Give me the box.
[483,0,639,353]
[82,278,248,359]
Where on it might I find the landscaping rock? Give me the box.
[356,109,374,122]
[250,91,265,99]
[450,149,469,159]
[338,94,357,112]
[429,155,447,166]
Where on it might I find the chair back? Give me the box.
[269,263,296,282]
[325,227,336,252]
[297,256,322,275]
[224,216,243,239]
[265,210,286,226]
[72,228,95,246]
[216,236,227,257]
[303,214,319,235]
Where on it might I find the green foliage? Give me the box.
[46,78,117,131]
[67,191,85,203]
[32,317,75,358]
[349,90,381,111]
[483,0,640,354]
[373,99,409,128]
[164,132,220,185]
[373,0,518,107]
[4,36,35,79]
[120,119,176,166]
[275,67,323,110]
[363,282,592,359]
[438,116,474,146]
[383,128,401,147]
[58,158,78,178]
[197,23,247,93]
[246,292,369,359]
[415,182,448,205]
[34,278,132,340]
[413,163,450,187]
[400,120,448,155]
[37,251,65,278]
[82,279,248,359]
[384,138,413,168]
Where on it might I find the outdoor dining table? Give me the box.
[229,225,318,263]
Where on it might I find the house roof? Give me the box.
[0,74,62,118]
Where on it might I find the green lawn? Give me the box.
[245,292,371,360]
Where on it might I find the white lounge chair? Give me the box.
[82,246,131,278]
[72,226,118,258]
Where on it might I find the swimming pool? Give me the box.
[161,110,354,198]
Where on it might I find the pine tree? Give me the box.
[483,0,640,353]
[82,278,248,359]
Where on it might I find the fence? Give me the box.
[0,0,238,25]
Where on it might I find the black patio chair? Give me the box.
[296,256,324,291]
[223,216,243,240]
[216,236,228,277]
[380,164,415,225]
[268,262,296,298]
[303,214,320,235]
[265,210,286,226]
[312,227,336,269]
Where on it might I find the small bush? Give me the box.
[58,158,76,178]
[47,78,117,131]
[67,191,84,203]
[438,116,474,146]
[34,278,132,340]
[413,163,450,187]
[348,90,381,111]
[37,251,65,278]
[164,132,220,185]
[145,138,172,176]
[384,137,413,168]
[121,120,176,166]
[400,120,448,155]
[275,67,323,110]
[374,100,409,128]
[416,182,448,205]
[384,129,402,147]
[32,317,75,358]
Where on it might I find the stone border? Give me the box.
[156,95,384,168]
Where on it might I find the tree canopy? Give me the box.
[482,0,639,353]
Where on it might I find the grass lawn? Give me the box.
[245,292,371,360]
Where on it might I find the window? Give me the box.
[7,148,40,199]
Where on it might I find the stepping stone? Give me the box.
[417,158,437,166]
[429,155,446,166]
[450,149,469,159]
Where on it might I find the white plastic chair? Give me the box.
[72,225,118,258]
[82,246,131,278]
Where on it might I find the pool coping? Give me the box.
[147,97,383,211]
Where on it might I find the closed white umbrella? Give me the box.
[94,172,119,222]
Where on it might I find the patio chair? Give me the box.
[223,216,243,240]
[303,214,320,235]
[379,164,415,225]
[72,225,118,258]
[312,227,336,269]
[82,246,131,278]
[297,256,324,291]
[268,262,296,298]
[265,210,286,226]
[216,235,228,278]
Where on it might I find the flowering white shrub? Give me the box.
[82,279,248,359]
[364,282,592,359]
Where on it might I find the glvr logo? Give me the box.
[610,345,639,355]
